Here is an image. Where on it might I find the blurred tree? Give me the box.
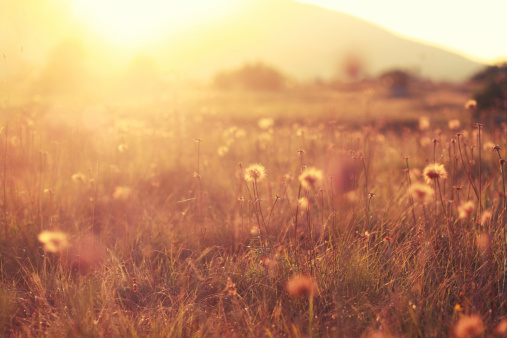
[380,69,411,97]
[212,62,285,91]
[471,64,507,122]
[31,39,91,97]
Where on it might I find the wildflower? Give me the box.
[299,167,323,190]
[258,118,274,130]
[409,183,434,203]
[71,172,86,183]
[418,116,430,131]
[453,315,484,338]
[244,164,266,182]
[287,275,318,298]
[448,119,461,130]
[465,99,477,110]
[225,277,237,297]
[113,186,131,200]
[38,230,69,253]
[423,163,448,184]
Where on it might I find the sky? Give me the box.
[299,0,507,63]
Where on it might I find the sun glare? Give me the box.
[70,0,241,48]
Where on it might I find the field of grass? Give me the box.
[0,82,506,337]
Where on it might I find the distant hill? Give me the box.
[1,0,485,93]
[143,0,484,82]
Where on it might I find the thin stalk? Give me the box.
[405,157,417,224]
[477,124,483,218]
[456,134,479,200]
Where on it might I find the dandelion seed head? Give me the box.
[113,186,131,200]
[458,201,475,219]
[483,141,496,151]
[250,226,260,236]
[299,167,323,190]
[423,163,448,184]
[217,146,229,157]
[118,144,128,152]
[72,172,86,183]
[480,210,492,225]
[244,164,266,182]
[448,119,461,130]
[454,315,484,338]
[258,118,274,130]
[298,197,309,209]
[419,116,430,131]
[465,99,477,110]
[38,230,69,253]
[287,275,318,298]
[494,319,507,335]
[409,183,434,203]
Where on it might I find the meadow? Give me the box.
[0,80,506,337]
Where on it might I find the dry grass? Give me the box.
[0,82,506,337]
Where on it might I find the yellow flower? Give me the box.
[244,164,266,182]
[38,231,69,253]
[423,163,448,184]
[299,167,323,190]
